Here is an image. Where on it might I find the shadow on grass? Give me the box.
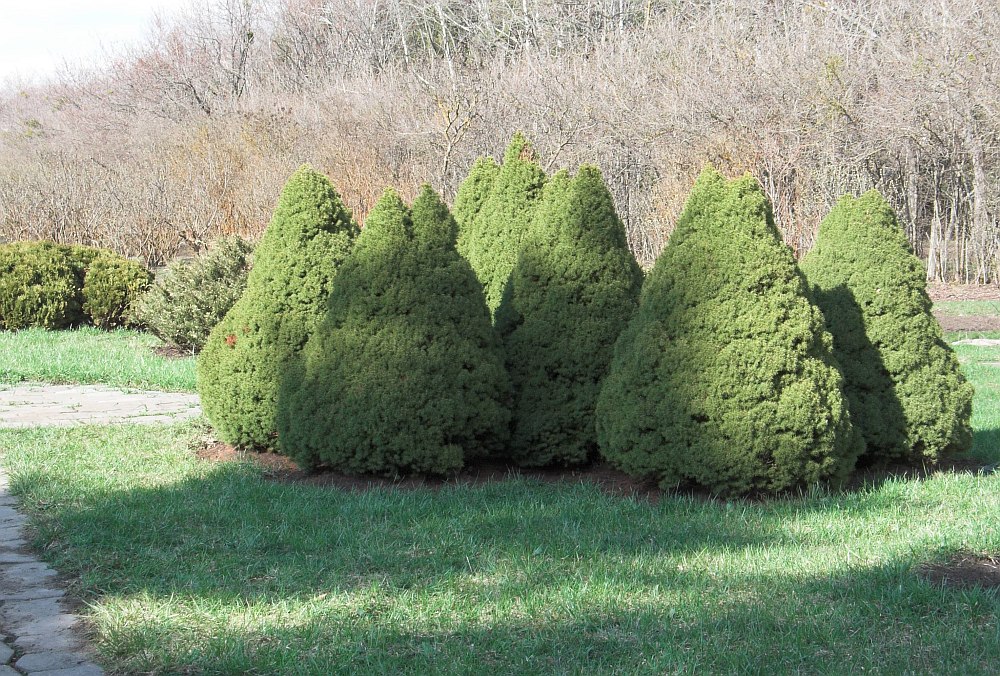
[98,555,1000,674]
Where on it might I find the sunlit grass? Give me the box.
[933,300,1000,317]
[0,327,196,392]
[0,308,996,672]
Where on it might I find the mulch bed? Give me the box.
[934,314,1000,332]
[918,553,1000,591]
[196,440,665,501]
[926,283,1000,302]
[197,440,997,504]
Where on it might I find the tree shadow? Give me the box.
[93,555,1000,674]
[813,284,910,468]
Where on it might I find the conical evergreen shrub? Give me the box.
[496,166,643,466]
[456,133,546,314]
[277,186,511,475]
[454,156,498,239]
[198,165,358,449]
[596,168,861,496]
[800,191,973,465]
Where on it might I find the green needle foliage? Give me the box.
[278,186,511,476]
[496,166,643,466]
[457,133,546,315]
[198,165,357,450]
[800,191,974,465]
[596,168,861,496]
[82,253,151,328]
[454,156,499,240]
[0,242,81,329]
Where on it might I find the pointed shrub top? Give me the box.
[412,183,458,245]
[458,132,547,315]
[801,190,973,464]
[597,167,860,496]
[197,165,358,450]
[454,156,499,234]
[498,164,642,467]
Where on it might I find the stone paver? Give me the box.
[0,383,200,429]
[0,383,198,673]
[0,466,104,675]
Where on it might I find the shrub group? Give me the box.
[198,165,358,449]
[0,241,149,330]
[596,169,861,495]
[456,133,546,315]
[800,191,974,465]
[132,236,253,352]
[496,166,643,466]
[277,186,511,475]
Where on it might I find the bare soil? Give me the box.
[934,314,1000,332]
[926,283,1000,302]
[919,553,1000,591]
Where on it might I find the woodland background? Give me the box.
[0,0,997,280]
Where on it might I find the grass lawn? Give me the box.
[0,341,997,672]
[0,327,196,392]
[933,300,1000,317]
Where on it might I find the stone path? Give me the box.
[0,383,201,673]
[0,384,200,429]
[0,468,103,675]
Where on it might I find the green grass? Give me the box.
[0,327,196,392]
[933,300,1000,317]
[0,323,996,673]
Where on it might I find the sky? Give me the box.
[0,0,191,84]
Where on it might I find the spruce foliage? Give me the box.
[456,133,546,314]
[198,165,357,449]
[496,166,643,466]
[454,156,498,240]
[596,168,860,496]
[278,186,510,476]
[800,191,973,464]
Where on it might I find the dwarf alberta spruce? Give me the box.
[596,168,861,495]
[197,165,358,450]
[277,185,510,475]
[801,191,973,465]
[497,166,643,466]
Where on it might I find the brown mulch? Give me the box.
[196,441,664,501]
[918,553,1000,591]
[196,440,998,504]
[927,283,1000,302]
[934,314,1000,332]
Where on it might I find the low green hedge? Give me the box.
[0,241,150,330]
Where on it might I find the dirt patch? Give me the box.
[934,313,1000,332]
[919,553,1000,591]
[927,283,1000,302]
[153,344,196,359]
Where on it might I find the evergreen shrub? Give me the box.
[82,253,151,328]
[800,191,974,464]
[0,242,80,330]
[596,168,861,495]
[456,133,546,315]
[278,185,510,475]
[198,165,357,449]
[496,166,643,466]
[132,236,253,352]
